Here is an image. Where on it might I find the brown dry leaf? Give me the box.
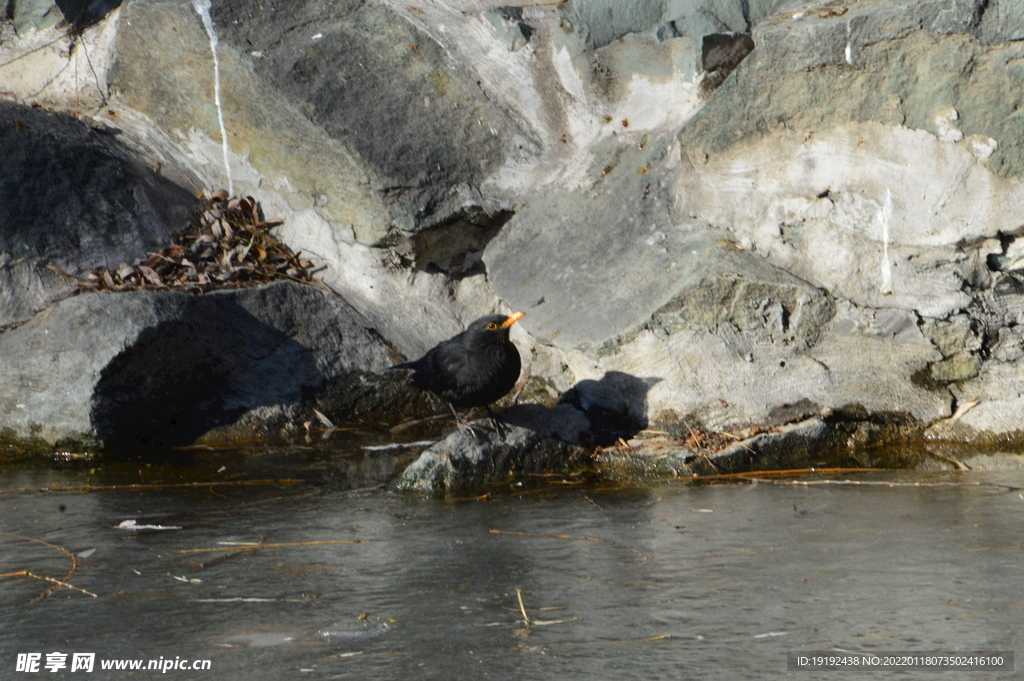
[100,269,116,290]
[79,191,317,294]
[138,265,163,287]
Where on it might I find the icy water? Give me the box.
[1,442,1022,680]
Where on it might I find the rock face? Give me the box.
[208,0,535,234]
[0,101,196,328]
[0,281,396,452]
[3,0,1024,467]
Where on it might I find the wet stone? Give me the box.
[396,404,593,493]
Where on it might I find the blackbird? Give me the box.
[394,311,525,431]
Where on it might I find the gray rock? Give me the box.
[604,415,935,480]
[651,238,835,348]
[6,0,1024,461]
[107,0,394,243]
[568,0,666,48]
[686,2,1024,177]
[692,418,835,474]
[483,6,534,52]
[396,404,593,492]
[484,132,683,350]
[567,0,790,48]
[207,0,535,234]
[0,281,394,452]
[11,0,62,33]
[684,415,938,474]
[937,360,1024,438]
[0,102,196,328]
[489,210,835,354]
[978,0,1024,43]
[921,314,982,357]
[988,274,1024,326]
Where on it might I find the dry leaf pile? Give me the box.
[75,191,316,293]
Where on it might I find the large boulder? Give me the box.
[4,0,1024,463]
[0,281,398,453]
[485,0,1024,435]
[0,101,196,328]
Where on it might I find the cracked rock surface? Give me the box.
[3,0,1024,459]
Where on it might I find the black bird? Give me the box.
[394,312,525,431]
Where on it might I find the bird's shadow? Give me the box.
[490,370,660,448]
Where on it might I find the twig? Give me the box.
[0,532,93,602]
[756,478,1023,491]
[45,263,84,282]
[516,589,530,625]
[0,479,306,495]
[699,452,721,473]
[945,398,981,422]
[175,539,371,555]
[389,414,450,434]
[440,492,490,503]
[312,408,336,429]
[690,467,885,482]
[0,570,98,598]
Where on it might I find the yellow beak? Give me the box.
[499,311,525,329]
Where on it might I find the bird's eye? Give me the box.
[486,322,498,331]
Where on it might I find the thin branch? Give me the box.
[756,478,1023,491]
[175,539,371,555]
[516,589,530,625]
[0,570,98,598]
[0,479,306,495]
[0,532,93,602]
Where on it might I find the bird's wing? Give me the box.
[428,342,474,392]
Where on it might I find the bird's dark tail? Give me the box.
[391,361,416,370]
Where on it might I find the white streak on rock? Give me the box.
[192,0,233,195]
[878,188,893,295]
[845,20,853,65]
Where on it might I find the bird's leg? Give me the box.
[507,365,531,406]
[449,403,476,435]
[486,405,509,440]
